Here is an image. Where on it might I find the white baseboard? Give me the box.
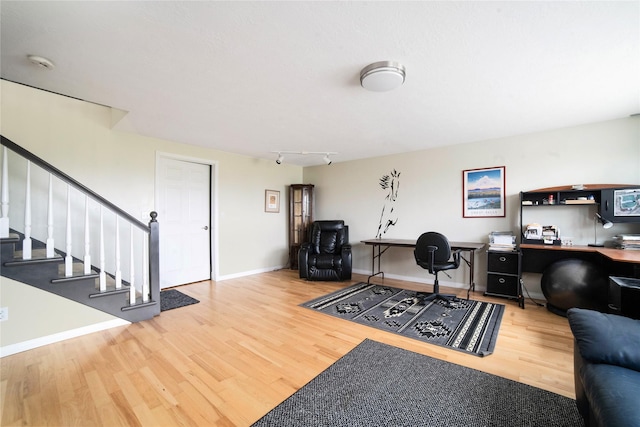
[0,318,130,358]
[216,265,286,281]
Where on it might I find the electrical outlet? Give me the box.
[0,307,7,322]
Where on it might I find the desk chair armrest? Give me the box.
[426,245,437,274]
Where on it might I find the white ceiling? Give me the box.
[1,1,638,166]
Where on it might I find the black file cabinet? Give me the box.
[485,249,524,308]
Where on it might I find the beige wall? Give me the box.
[0,81,301,351]
[0,277,128,351]
[1,80,302,278]
[304,117,640,297]
[1,79,639,351]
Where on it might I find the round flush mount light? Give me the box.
[360,61,405,92]
[27,55,55,70]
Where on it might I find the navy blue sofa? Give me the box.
[567,308,640,427]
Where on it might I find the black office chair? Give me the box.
[414,232,461,306]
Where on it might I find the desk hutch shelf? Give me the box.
[520,184,640,243]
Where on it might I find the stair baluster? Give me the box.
[0,146,9,238]
[115,215,122,288]
[99,206,106,291]
[129,223,135,305]
[142,235,149,302]
[22,160,32,260]
[83,196,91,275]
[65,184,73,277]
[46,174,55,258]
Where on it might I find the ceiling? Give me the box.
[1,1,638,167]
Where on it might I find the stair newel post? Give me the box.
[83,196,91,275]
[129,223,136,305]
[148,211,160,308]
[99,206,106,291]
[115,215,122,289]
[46,174,55,258]
[65,185,73,277]
[0,145,9,238]
[22,160,32,260]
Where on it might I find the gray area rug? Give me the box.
[252,339,583,427]
[160,289,199,311]
[301,282,504,356]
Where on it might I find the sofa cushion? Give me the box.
[579,362,640,427]
[568,308,640,371]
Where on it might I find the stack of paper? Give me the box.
[613,234,640,250]
[489,231,516,251]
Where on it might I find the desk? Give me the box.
[361,238,485,297]
[521,243,640,314]
[520,243,640,274]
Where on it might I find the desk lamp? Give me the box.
[588,213,613,247]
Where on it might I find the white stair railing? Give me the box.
[1,136,160,315]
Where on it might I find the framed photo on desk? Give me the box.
[462,166,506,218]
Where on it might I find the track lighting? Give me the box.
[272,151,337,165]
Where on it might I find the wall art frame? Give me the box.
[462,166,506,218]
[265,189,280,213]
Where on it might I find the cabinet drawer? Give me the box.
[488,252,519,274]
[486,273,519,297]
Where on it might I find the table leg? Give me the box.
[367,244,387,284]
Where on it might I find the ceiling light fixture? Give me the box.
[360,61,406,92]
[271,151,337,165]
[27,55,55,70]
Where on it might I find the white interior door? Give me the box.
[158,157,211,288]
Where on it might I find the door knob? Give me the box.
[203,226,209,230]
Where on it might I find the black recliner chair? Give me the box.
[414,231,461,305]
[299,220,352,281]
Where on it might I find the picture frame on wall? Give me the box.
[462,166,506,218]
[265,189,280,213]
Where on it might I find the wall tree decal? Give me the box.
[376,169,401,238]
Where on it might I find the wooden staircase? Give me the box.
[1,135,160,323]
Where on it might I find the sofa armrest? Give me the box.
[341,244,352,280]
[567,308,640,372]
[298,242,312,279]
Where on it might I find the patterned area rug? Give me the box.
[251,339,583,427]
[160,289,200,312]
[301,282,504,356]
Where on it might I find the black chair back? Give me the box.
[310,220,348,255]
[415,232,451,264]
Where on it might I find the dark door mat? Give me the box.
[160,289,200,311]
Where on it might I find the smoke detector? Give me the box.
[27,55,55,70]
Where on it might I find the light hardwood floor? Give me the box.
[1,270,576,426]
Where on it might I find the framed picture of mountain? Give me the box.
[463,166,505,218]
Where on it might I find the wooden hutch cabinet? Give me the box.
[289,184,314,269]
